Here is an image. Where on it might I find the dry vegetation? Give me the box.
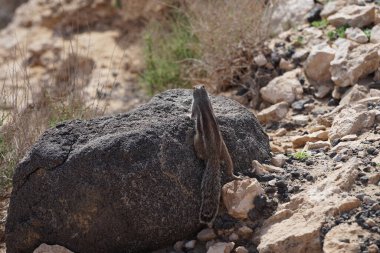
[0,45,104,192]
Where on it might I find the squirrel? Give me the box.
[191,85,241,227]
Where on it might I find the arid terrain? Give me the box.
[0,0,380,253]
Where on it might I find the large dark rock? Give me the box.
[5,89,271,253]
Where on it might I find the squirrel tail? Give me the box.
[199,159,221,227]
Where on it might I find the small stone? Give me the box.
[341,134,358,142]
[273,128,287,137]
[279,58,294,71]
[207,242,235,253]
[271,154,287,167]
[222,178,264,219]
[371,24,380,43]
[365,218,376,227]
[260,69,303,104]
[304,141,331,151]
[327,5,376,28]
[304,43,335,86]
[237,226,253,238]
[197,228,216,242]
[184,240,196,250]
[363,196,375,205]
[257,102,289,124]
[292,115,309,126]
[368,244,379,253]
[173,241,184,252]
[235,246,249,253]
[254,54,268,67]
[345,27,368,43]
[228,233,239,242]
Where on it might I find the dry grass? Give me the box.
[0,43,104,193]
[188,0,277,91]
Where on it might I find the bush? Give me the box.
[188,0,276,91]
[141,9,200,96]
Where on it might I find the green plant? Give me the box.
[141,11,200,96]
[363,28,371,39]
[311,19,328,29]
[327,25,349,41]
[292,151,310,160]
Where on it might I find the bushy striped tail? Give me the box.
[199,159,221,227]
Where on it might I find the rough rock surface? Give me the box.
[330,43,380,87]
[329,104,376,141]
[327,5,376,28]
[5,89,271,253]
[256,159,361,253]
[323,223,379,253]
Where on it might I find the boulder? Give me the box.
[320,0,359,18]
[327,5,376,28]
[5,89,271,253]
[330,43,380,87]
[260,69,303,104]
[304,43,335,86]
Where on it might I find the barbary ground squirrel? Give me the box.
[191,85,241,226]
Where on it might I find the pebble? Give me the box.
[197,228,216,242]
[173,241,184,252]
[228,232,239,242]
[184,240,196,249]
[235,246,249,253]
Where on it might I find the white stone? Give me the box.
[257,102,289,124]
[271,154,287,167]
[222,178,264,219]
[330,43,380,87]
[235,246,249,253]
[207,242,235,253]
[254,54,267,67]
[292,114,309,126]
[327,5,376,28]
[345,27,368,43]
[329,105,376,141]
[370,24,380,43]
[339,84,368,105]
[304,43,335,85]
[260,69,303,104]
[197,228,216,242]
[184,240,196,249]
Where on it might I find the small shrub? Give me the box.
[363,28,371,39]
[292,151,310,160]
[141,10,200,96]
[327,25,349,41]
[311,19,328,29]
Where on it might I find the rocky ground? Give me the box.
[1,0,380,253]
